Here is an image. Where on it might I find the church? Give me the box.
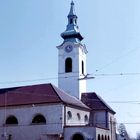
[0,1,116,140]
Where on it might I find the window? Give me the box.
[72,133,84,140]
[6,115,18,125]
[77,113,81,120]
[102,135,104,140]
[82,61,84,74]
[105,135,107,140]
[70,19,73,24]
[75,19,77,24]
[67,111,72,120]
[65,58,72,73]
[84,115,88,123]
[32,114,46,124]
[108,136,110,140]
[98,134,100,140]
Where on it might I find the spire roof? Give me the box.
[61,1,83,42]
[68,0,76,16]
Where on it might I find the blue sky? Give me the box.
[0,0,140,137]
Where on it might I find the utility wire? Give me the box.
[0,72,140,85]
[93,72,140,76]
[95,46,140,73]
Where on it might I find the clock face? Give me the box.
[65,45,73,53]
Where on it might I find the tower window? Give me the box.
[75,19,77,24]
[65,57,72,73]
[70,19,73,24]
[82,61,84,74]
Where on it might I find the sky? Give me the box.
[0,0,140,138]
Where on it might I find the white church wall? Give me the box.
[65,106,90,126]
[96,127,111,140]
[0,104,64,140]
[64,126,96,140]
[58,41,87,99]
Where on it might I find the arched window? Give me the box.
[105,135,107,140]
[77,113,81,120]
[84,115,88,123]
[67,111,72,120]
[98,134,101,140]
[65,57,72,73]
[32,114,46,124]
[102,135,104,140]
[82,61,84,74]
[72,133,84,140]
[108,136,110,140]
[6,115,18,125]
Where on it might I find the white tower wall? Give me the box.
[57,42,87,99]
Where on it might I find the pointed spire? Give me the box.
[68,0,76,16]
[61,1,83,42]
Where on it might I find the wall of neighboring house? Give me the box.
[96,127,111,140]
[96,112,116,140]
[0,104,64,140]
[109,113,116,140]
[91,110,108,129]
[65,106,90,126]
[89,111,116,140]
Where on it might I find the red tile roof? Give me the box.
[0,83,89,110]
[81,92,115,114]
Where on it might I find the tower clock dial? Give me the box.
[65,45,73,53]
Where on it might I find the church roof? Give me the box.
[81,92,115,114]
[0,83,89,110]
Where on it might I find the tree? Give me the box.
[118,123,130,140]
[136,132,140,140]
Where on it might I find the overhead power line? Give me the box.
[0,72,140,85]
[0,72,140,84]
[95,46,140,73]
[93,72,140,76]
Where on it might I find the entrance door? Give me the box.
[72,133,84,140]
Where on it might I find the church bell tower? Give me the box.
[57,1,88,99]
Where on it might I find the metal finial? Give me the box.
[71,0,74,5]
